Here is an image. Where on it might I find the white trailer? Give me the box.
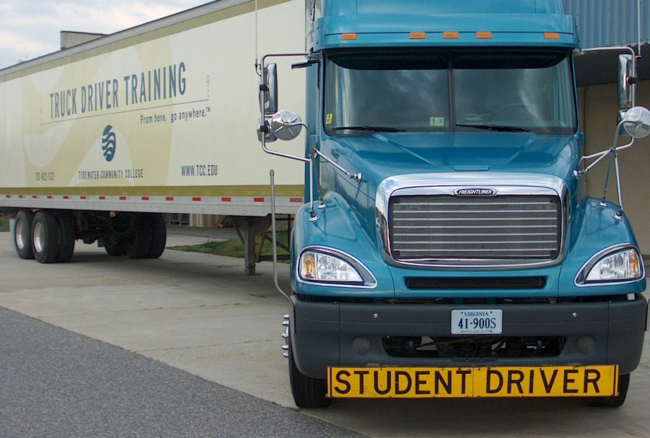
[0,0,305,273]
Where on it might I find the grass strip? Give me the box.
[169,232,289,259]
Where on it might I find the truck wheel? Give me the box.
[55,212,76,263]
[32,210,60,263]
[589,374,630,408]
[125,215,153,259]
[147,214,167,259]
[14,210,35,259]
[289,345,331,408]
[105,237,126,256]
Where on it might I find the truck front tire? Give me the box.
[289,344,331,408]
[14,210,35,259]
[589,373,630,408]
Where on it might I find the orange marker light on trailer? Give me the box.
[341,33,357,41]
[476,31,493,39]
[410,32,426,40]
[544,32,560,40]
[443,31,460,39]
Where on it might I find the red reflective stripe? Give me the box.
[63,196,70,199]
[192,197,201,202]
[47,196,53,199]
[19,195,24,199]
[254,198,265,203]
[222,197,231,202]
[99,196,106,200]
[80,196,87,200]
[32,195,38,199]
[119,196,127,201]
[290,198,303,203]
[166,197,174,201]
[142,197,149,201]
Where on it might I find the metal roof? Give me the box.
[563,0,649,86]
[564,0,649,49]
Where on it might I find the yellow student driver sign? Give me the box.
[327,366,619,398]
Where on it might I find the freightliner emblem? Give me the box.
[454,188,497,196]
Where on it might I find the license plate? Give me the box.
[451,309,502,334]
[327,365,619,399]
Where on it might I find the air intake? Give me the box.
[389,195,562,264]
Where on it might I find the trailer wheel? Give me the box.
[147,214,167,259]
[55,212,76,263]
[125,215,153,259]
[14,210,35,259]
[105,237,126,256]
[589,374,630,408]
[32,210,60,263]
[288,344,331,408]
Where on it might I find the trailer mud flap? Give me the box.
[328,365,619,399]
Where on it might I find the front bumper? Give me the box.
[290,295,647,379]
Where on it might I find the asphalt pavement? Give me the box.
[0,305,362,438]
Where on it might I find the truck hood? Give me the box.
[322,131,579,199]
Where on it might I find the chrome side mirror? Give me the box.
[269,110,303,141]
[618,54,636,109]
[263,63,278,115]
[621,106,650,139]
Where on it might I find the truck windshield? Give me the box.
[324,51,576,135]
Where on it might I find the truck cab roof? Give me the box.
[311,0,578,51]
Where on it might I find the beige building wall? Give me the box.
[580,81,650,254]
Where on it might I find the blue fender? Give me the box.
[558,197,646,296]
[290,192,395,298]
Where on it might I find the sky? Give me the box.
[0,0,211,70]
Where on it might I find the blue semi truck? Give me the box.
[259,0,650,408]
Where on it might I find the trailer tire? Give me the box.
[589,374,630,408]
[14,210,35,260]
[289,344,331,408]
[125,216,153,259]
[55,212,76,263]
[105,238,126,256]
[32,210,60,263]
[147,214,167,259]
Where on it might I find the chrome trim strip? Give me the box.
[574,244,646,287]
[296,246,378,289]
[375,172,568,270]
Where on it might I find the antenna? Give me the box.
[254,0,260,76]
[638,0,642,58]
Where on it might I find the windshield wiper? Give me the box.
[332,126,406,133]
[457,124,531,133]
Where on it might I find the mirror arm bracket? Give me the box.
[313,149,362,184]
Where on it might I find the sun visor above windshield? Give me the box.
[315,14,577,51]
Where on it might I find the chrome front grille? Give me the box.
[389,195,562,263]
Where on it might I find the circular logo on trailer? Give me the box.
[454,188,497,196]
[102,125,116,162]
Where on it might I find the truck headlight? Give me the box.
[300,251,363,284]
[578,247,644,284]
